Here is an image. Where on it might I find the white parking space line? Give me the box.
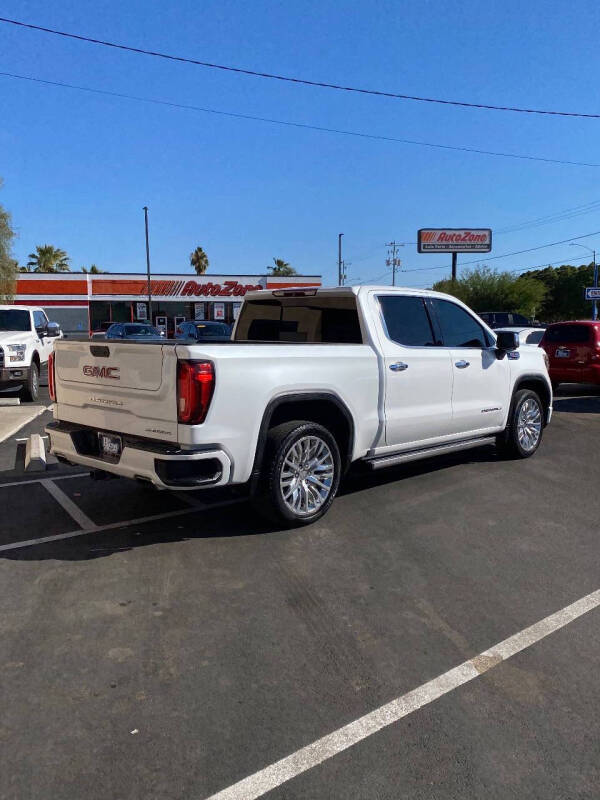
[203,589,600,800]
[0,497,245,553]
[40,479,98,531]
[0,473,89,489]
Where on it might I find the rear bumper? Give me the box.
[46,420,233,490]
[0,365,30,385]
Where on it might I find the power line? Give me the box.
[3,71,597,168]
[2,16,600,120]
[495,199,600,235]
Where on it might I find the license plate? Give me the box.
[555,348,570,358]
[98,432,122,460]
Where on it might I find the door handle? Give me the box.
[389,362,408,372]
[455,360,470,369]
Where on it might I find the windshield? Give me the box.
[525,330,544,345]
[0,309,31,332]
[123,324,161,336]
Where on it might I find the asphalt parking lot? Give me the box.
[1,387,599,800]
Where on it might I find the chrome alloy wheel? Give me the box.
[279,435,335,517]
[517,398,542,452]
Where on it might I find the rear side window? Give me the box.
[235,296,363,343]
[433,299,490,348]
[525,330,544,345]
[545,325,590,344]
[379,295,436,347]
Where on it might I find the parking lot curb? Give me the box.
[0,406,49,444]
[25,434,47,472]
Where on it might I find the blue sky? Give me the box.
[1,0,599,286]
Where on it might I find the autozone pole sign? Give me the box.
[418,228,492,253]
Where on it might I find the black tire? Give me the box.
[20,361,39,403]
[551,381,560,393]
[496,389,544,459]
[253,420,342,527]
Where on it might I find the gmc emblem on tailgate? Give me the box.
[83,365,120,380]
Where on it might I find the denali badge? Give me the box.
[83,365,120,379]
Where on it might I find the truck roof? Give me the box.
[0,305,36,312]
[244,285,446,300]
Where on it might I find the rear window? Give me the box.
[545,325,590,344]
[234,296,363,343]
[525,330,544,345]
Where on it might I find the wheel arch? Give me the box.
[512,374,551,425]
[250,392,355,490]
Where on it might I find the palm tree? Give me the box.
[268,258,297,277]
[190,246,209,275]
[27,245,70,273]
[81,264,105,274]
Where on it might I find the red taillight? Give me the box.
[48,351,56,402]
[177,360,214,424]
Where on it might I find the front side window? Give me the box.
[378,295,436,347]
[434,299,489,348]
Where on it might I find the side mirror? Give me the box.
[46,322,61,337]
[496,331,520,353]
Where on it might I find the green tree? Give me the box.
[27,244,71,273]
[0,182,18,302]
[521,262,595,321]
[81,264,105,274]
[432,266,546,319]
[268,258,297,277]
[190,246,209,275]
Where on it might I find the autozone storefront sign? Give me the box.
[418,228,492,253]
[92,278,263,299]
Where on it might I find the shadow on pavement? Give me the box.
[1,445,500,563]
[553,384,600,414]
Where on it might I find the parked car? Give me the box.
[90,321,114,339]
[495,326,546,347]
[0,305,62,401]
[479,311,537,329]
[175,320,232,342]
[47,286,552,526]
[105,323,164,341]
[539,320,600,389]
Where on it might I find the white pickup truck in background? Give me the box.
[47,286,552,525]
[0,305,62,402]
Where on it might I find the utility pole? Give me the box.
[338,233,344,286]
[143,206,152,321]
[386,241,402,286]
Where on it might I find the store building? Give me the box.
[12,272,322,336]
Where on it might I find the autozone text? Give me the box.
[139,280,262,297]
[420,231,488,244]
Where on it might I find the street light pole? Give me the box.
[570,242,597,320]
[143,206,152,322]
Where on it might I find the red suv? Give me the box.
[540,321,600,389]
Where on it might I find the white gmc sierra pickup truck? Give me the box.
[0,305,62,401]
[47,286,552,525]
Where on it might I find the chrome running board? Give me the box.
[366,436,497,470]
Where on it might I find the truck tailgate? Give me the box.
[53,340,179,441]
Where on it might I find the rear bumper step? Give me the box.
[46,420,232,490]
[366,436,497,470]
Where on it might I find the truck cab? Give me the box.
[0,305,62,401]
